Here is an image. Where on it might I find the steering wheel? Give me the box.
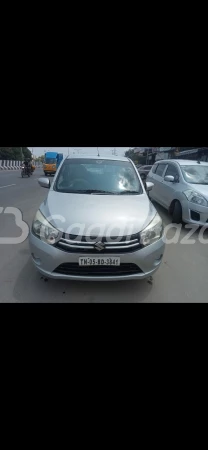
[70,178,91,190]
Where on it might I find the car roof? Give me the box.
[156,159,208,166]
[66,155,129,162]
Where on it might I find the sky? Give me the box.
[28,147,130,158]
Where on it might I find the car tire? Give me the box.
[172,201,182,224]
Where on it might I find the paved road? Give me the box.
[0,168,208,302]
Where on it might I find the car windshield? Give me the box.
[181,165,208,184]
[55,158,142,194]
[45,158,56,164]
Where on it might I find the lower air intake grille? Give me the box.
[191,210,200,221]
[54,263,143,277]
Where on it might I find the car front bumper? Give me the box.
[29,233,165,281]
[181,199,208,226]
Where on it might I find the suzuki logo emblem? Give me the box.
[94,241,105,251]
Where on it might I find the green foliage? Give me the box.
[22,147,32,160]
[0,147,32,160]
[35,155,44,163]
[125,149,146,165]
[125,149,135,159]
[0,147,13,160]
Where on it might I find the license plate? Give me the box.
[79,257,120,266]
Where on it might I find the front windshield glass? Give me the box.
[55,159,142,194]
[45,158,56,164]
[181,165,208,184]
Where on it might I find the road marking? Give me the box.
[0,184,16,189]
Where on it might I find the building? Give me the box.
[155,147,208,161]
[177,147,208,161]
[129,147,208,164]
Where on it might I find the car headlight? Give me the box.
[140,213,163,247]
[32,210,61,245]
[183,190,208,207]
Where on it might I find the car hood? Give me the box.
[40,191,157,236]
[190,184,208,199]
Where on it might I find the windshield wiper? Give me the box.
[56,189,115,194]
[80,189,116,195]
[189,182,208,185]
[118,190,140,195]
[68,189,115,195]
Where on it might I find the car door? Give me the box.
[160,163,180,208]
[149,163,168,204]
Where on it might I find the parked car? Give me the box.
[29,156,165,281]
[138,165,153,181]
[147,159,208,224]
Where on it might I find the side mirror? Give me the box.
[164,175,174,182]
[38,177,50,189]
[146,181,154,192]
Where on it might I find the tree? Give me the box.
[0,147,32,160]
[0,147,14,160]
[35,155,44,163]
[12,147,23,160]
[125,148,148,166]
[22,147,32,160]
[125,149,135,159]
[125,148,144,164]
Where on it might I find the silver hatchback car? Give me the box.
[147,159,208,225]
[29,156,165,281]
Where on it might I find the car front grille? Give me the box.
[55,234,141,254]
[53,263,143,277]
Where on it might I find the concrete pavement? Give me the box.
[0,169,208,302]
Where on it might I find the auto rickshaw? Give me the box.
[31,162,36,175]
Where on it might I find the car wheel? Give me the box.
[172,201,182,224]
